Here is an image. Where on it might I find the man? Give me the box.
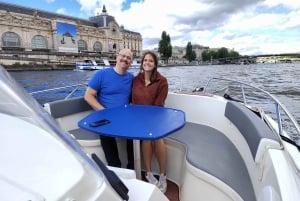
[84,48,134,169]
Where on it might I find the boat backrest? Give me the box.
[224,101,280,161]
[45,96,92,119]
[44,96,93,132]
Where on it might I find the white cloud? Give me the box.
[76,0,122,15]
[75,0,300,55]
[56,8,66,15]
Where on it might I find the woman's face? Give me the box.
[142,54,156,72]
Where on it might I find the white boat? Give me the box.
[131,59,141,68]
[1,65,300,201]
[75,59,111,70]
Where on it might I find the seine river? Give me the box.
[9,63,300,124]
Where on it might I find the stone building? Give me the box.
[0,2,142,66]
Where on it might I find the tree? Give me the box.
[217,47,229,58]
[185,42,196,62]
[201,47,240,62]
[229,50,240,57]
[201,50,210,61]
[202,50,217,62]
[158,31,172,64]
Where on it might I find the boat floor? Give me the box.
[141,172,179,201]
[165,180,179,201]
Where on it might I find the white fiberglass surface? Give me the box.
[0,66,105,199]
[0,66,102,170]
[0,113,83,200]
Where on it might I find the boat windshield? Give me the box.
[0,66,104,177]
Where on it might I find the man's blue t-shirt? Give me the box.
[88,67,133,108]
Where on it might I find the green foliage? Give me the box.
[157,31,241,63]
[202,50,217,61]
[217,47,228,58]
[158,31,172,64]
[228,50,240,57]
[185,42,196,62]
[201,47,240,61]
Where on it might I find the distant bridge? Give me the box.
[250,53,300,58]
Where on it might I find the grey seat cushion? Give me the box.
[48,97,92,118]
[168,122,256,201]
[225,101,278,159]
[69,128,100,140]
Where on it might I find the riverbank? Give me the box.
[3,63,200,71]
[3,64,74,71]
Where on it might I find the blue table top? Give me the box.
[78,104,186,140]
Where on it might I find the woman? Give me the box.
[131,50,168,193]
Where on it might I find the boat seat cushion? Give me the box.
[168,122,256,201]
[46,97,92,119]
[224,101,279,160]
[69,128,99,140]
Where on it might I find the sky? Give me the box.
[2,0,300,56]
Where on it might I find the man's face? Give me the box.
[117,49,132,69]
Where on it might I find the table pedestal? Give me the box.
[133,140,142,179]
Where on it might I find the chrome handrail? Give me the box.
[204,77,300,142]
[167,76,183,92]
[30,83,87,100]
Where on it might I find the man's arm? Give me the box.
[84,87,105,110]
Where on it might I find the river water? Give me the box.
[9,63,300,125]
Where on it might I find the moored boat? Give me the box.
[131,59,141,68]
[0,65,299,201]
[75,59,111,70]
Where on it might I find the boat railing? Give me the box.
[30,83,87,101]
[203,77,300,145]
[30,75,183,104]
[167,76,183,92]
[167,75,206,92]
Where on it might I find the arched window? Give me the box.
[93,41,102,52]
[78,39,87,51]
[32,35,47,49]
[2,32,21,47]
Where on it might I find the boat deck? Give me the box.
[140,173,179,201]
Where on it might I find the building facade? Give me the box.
[0,2,142,66]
